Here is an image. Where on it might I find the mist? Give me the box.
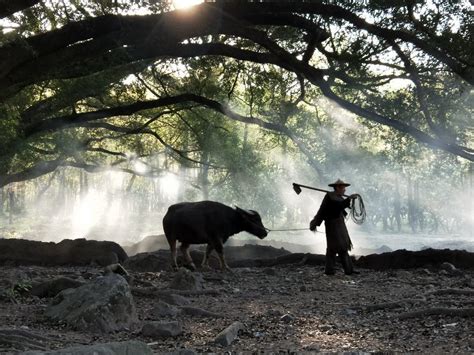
[1,139,472,256]
[1,91,472,254]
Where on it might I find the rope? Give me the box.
[266,227,308,232]
[350,194,366,225]
[266,227,324,233]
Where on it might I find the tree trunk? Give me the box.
[0,187,4,217]
[79,169,89,196]
[407,176,416,232]
[200,151,210,200]
[415,180,424,231]
[394,178,402,232]
[8,186,14,224]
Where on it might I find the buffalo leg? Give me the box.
[169,239,178,270]
[201,244,214,269]
[180,243,196,270]
[214,241,231,271]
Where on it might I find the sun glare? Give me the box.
[160,173,180,199]
[132,160,150,175]
[172,0,203,10]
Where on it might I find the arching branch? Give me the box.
[0,0,40,18]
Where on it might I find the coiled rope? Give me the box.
[350,194,366,225]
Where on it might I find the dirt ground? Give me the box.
[0,263,473,354]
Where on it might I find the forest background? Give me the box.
[0,0,472,254]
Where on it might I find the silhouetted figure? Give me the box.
[309,179,358,275]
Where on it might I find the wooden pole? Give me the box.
[293,183,349,198]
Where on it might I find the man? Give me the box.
[309,179,358,275]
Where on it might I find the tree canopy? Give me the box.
[0,0,472,189]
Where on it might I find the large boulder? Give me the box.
[124,250,171,272]
[0,238,128,266]
[21,340,152,355]
[356,248,474,270]
[45,274,138,333]
[55,239,128,266]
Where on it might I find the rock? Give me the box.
[214,321,244,346]
[124,251,171,272]
[440,262,456,272]
[253,331,265,338]
[179,306,221,318]
[45,274,138,333]
[151,301,179,318]
[82,271,98,280]
[263,268,276,276]
[159,293,190,306]
[419,268,431,275]
[280,314,295,323]
[104,263,129,276]
[169,268,203,291]
[103,264,132,284]
[343,308,358,315]
[303,343,320,351]
[266,309,283,317]
[30,277,84,298]
[440,262,464,276]
[0,238,127,267]
[356,248,474,270]
[141,321,183,338]
[21,340,152,354]
[0,328,50,352]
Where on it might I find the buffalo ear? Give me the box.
[235,206,248,217]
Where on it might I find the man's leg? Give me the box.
[325,248,336,275]
[339,250,354,275]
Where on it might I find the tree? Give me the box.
[0,0,472,188]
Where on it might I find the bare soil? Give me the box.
[1,263,473,354]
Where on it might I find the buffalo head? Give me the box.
[235,207,268,239]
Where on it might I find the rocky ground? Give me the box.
[0,259,473,354]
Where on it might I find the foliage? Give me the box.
[0,1,471,236]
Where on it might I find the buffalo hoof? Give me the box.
[184,263,197,272]
[200,264,212,271]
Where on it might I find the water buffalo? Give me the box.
[162,201,268,270]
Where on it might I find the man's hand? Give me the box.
[349,194,358,200]
[309,219,317,232]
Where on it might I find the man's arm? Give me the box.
[310,194,329,230]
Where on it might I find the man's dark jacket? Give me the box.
[312,192,353,252]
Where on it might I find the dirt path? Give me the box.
[1,264,473,353]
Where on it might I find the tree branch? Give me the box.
[0,0,40,18]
